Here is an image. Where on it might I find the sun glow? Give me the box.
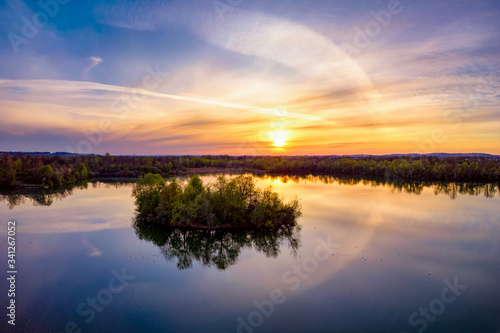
[272,130,288,148]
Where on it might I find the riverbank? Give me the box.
[2,154,499,189]
[1,168,265,190]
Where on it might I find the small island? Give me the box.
[133,173,302,228]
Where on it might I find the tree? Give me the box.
[37,165,54,180]
[133,174,302,228]
[133,173,166,217]
[75,163,88,180]
[0,169,16,187]
[188,174,203,196]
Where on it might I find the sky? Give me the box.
[0,0,499,155]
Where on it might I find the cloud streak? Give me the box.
[97,0,380,111]
[82,56,103,78]
[0,79,320,120]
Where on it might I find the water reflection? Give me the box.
[133,219,301,270]
[258,174,500,199]
[0,175,498,333]
[0,181,88,209]
[0,176,498,209]
[0,180,127,209]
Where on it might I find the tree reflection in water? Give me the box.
[133,218,301,270]
[1,177,498,209]
[0,180,89,209]
[0,180,125,209]
[259,175,500,199]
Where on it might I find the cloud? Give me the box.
[1,0,499,155]
[0,79,320,120]
[96,0,380,112]
[82,56,103,78]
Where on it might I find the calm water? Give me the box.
[1,175,499,333]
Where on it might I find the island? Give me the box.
[133,173,302,228]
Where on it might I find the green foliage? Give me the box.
[0,169,16,187]
[1,153,498,189]
[188,174,203,196]
[75,163,88,180]
[13,159,22,172]
[163,162,173,173]
[137,172,165,187]
[37,164,54,179]
[312,156,500,181]
[133,174,302,228]
[133,173,165,217]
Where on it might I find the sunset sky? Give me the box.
[0,0,499,155]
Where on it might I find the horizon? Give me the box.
[1,150,499,158]
[1,0,499,155]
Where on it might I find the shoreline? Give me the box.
[2,169,499,192]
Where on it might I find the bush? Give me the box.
[133,173,165,217]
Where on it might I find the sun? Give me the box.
[272,130,288,148]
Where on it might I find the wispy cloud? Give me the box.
[0,79,320,120]
[1,0,499,154]
[82,56,103,78]
[97,0,380,112]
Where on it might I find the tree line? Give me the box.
[1,153,499,188]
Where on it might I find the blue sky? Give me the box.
[0,0,499,155]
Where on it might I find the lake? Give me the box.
[1,175,499,333]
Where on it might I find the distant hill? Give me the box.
[0,151,498,158]
[332,153,499,159]
[422,153,496,158]
[0,151,98,156]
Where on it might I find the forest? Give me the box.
[0,152,499,188]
